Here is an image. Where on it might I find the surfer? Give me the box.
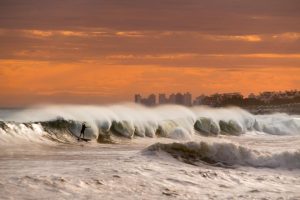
[79,123,89,139]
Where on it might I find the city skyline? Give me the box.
[134,89,300,107]
[135,92,193,106]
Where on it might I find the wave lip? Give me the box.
[0,118,95,145]
[1,105,300,146]
[194,117,220,135]
[146,141,300,169]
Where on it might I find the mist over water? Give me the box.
[1,104,299,141]
[1,104,300,199]
[1,104,300,167]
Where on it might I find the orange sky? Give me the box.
[0,0,299,107]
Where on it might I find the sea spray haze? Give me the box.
[1,104,299,143]
[0,104,300,199]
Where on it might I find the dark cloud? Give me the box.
[0,0,299,34]
[1,29,300,64]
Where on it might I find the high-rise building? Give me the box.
[134,94,142,103]
[159,93,167,104]
[175,93,184,105]
[134,94,156,106]
[183,92,192,106]
[169,93,176,104]
[147,94,156,106]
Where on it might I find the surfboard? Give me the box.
[76,137,91,142]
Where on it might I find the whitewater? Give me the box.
[1,104,300,199]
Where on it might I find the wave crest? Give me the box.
[0,105,300,145]
[146,141,300,169]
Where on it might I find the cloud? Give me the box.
[59,31,86,37]
[0,0,299,34]
[206,35,262,42]
[22,29,87,38]
[24,30,53,37]
[115,31,145,37]
[239,53,300,58]
[106,53,197,60]
[1,28,300,63]
[272,32,300,41]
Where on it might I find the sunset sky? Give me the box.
[0,0,300,107]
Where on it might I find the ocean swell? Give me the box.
[146,141,300,169]
[0,104,299,145]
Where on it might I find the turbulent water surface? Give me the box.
[0,104,300,199]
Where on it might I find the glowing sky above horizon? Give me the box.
[0,0,300,106]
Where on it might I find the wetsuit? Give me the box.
[79,124,86,138]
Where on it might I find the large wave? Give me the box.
[146,141,300,169]
[0,104,299,145]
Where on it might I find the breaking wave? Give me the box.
[146,141,300,169]
[0,104,299,145]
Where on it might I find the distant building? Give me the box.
[183,92,192,106]
[134,94,142,104]
[258,91,275,103]
[147,94,156,106]
[222,92,242,98]
[135,90,300,107]
[158,93,168,104]
[134,94,156,106]
[175,93,184,105]
[169,93,176,104]
[193,95,205,105]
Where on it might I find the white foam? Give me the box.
[147,141,300,169]
[0,104,299,145]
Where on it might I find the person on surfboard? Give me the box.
[79,123,90,140]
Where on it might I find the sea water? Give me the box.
[0,104,300,199]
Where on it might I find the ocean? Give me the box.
[1,104,300,199]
